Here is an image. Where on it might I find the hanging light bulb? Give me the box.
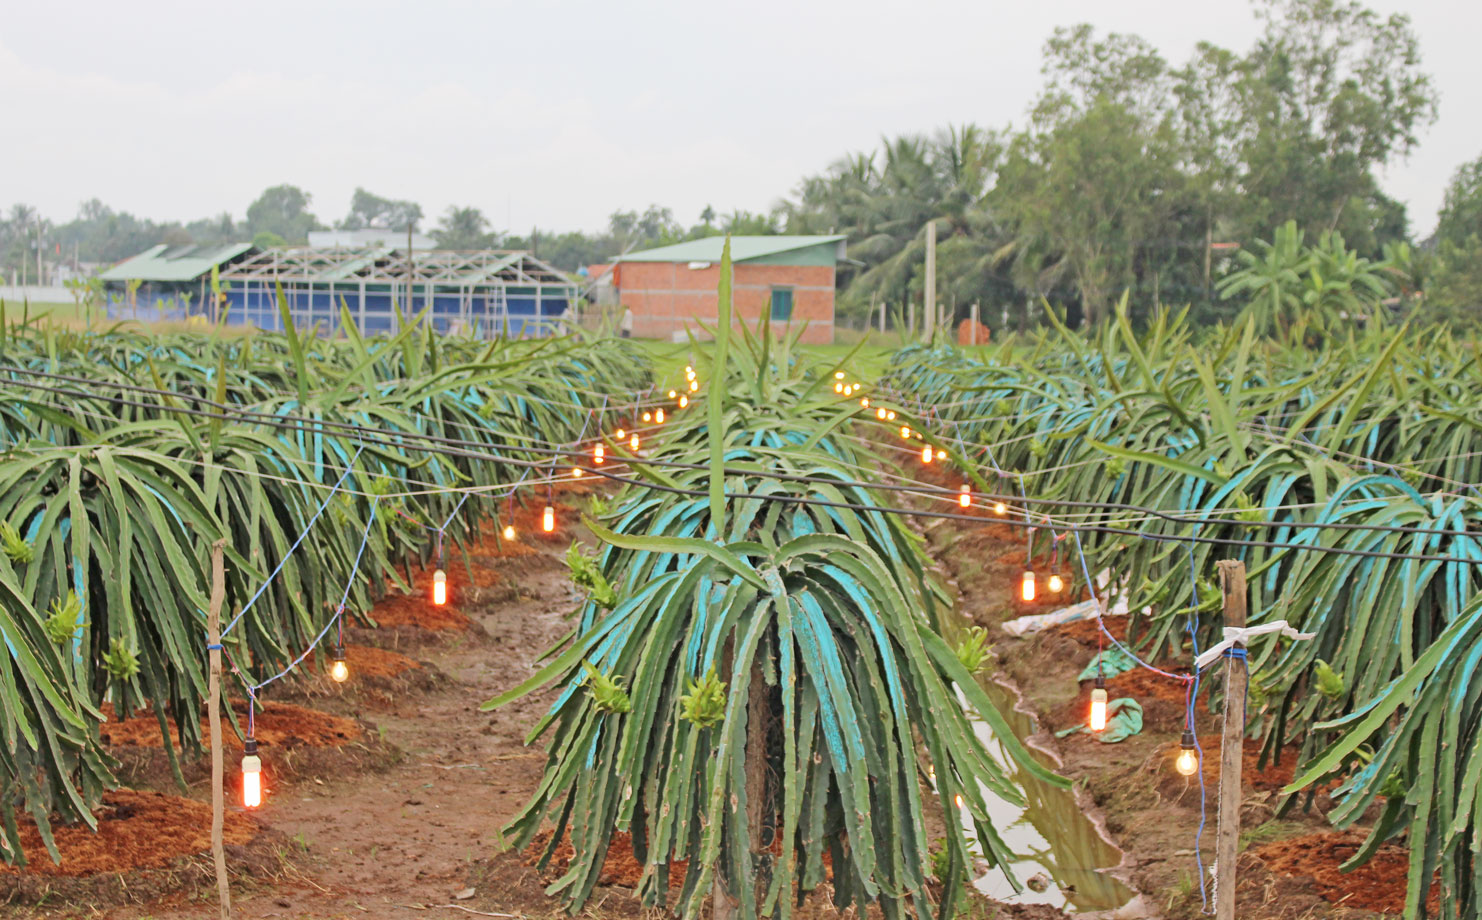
[432,569,448,606]
[994,501,1007,516]
[668,390,677,399]
[1176,731,1199,776]
[834,382,844,394]
[1089,677,1108,732]
[887,411,896,420]
[330,646,349,683]
[954,794,964,809]
[678,394,689,408]
[861,397,870,408]
[834,371,845,380]
[922,445,934,463]
[689,379,699,392]
[958,485,971,508]
[876,407,887,419]
[938,449,949,462]
[571,467,583,479]
[542,505,555,533]
[1048,569,1064,593]
[630,433,640,451]
[642,411,652,422]
[656,408,665,424]
[900,425,911,439]
[685,365,695,377]
[615,428,625,439]
[1021,569,1036,602]
[241,739,263,809]
[594,444,605,465]
[503,523,516,541]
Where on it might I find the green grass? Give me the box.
[0,301,87,324]
[632,334,976,390]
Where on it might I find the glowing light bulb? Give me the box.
[834,382,844,394]
[938,450,948,462]
[954,794,964,809]
[686,366,695,377]
[834,371,845,379]
[958,485,971,508]
[432,569,448,607]
[876,408,887,419]
[922,445,934,464]
[1176,731,1199,776]
[616,428,625,439]
[656,408,665,424]
[542,506,555,533]
[887,411,896,420]
[994,501,1007,516]
[668,390,677,399]
[630,433,640,450]
[861,397,870,408]
[900,425,911,439]
[330,646,349,683]
[1048,571,1064,593]
[643,412,652,422]
[594,444,605,465]
[241,740,262,809]
[689,380,698,392]
[1021,570,1036,602]
[678,394,688,408]
[571,467,583,479]
[503,524,516,541]
[1089,678,1107,732]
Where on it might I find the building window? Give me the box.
[770,287,794,322]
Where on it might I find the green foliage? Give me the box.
[101,637,139,680]
[954,626,992,675]
[1312,659,1345,702]
[566,541,618,609]
[0,520,34,563]
[42,591,83,645]
[581,661,632,715]
[678,667,727,729]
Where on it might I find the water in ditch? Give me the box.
[939,613,1139,916]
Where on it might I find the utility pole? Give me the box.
[1214,559,1248,920]
[923,220,937,341]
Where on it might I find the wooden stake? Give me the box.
[923,219,937,341]
[1215,559,1247,920]
[207,539,231,920]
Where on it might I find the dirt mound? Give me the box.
[302,643,422,680]
[362,591,475,631]
[0,790,257,877]
[957,318,991,346]
[1042,614,1131,645]
[101,700,361,750]
[1251,831,1435,914]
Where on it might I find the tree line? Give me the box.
[3,0,1478,328]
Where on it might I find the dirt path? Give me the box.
[95,545,579,920]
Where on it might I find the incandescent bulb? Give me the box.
[994,501,1007,516]
[686,366,695,376]
[668,390,677,399]
[1176,731,1199,776]
[958,486,971,508]
[861,397,870,408]
[834,382,844,393]
[887,411,896,420]
[503,524,516,541]
[1021,570,1036,602]
[656,408,665,424]
[1089,679,1107,732]
[954,794,964,809]
[630,433,640,450]
[330,646,349,683]
[922,445,934,463]
[834,371,845,379]
[571,467,583,479]
[542,506,555,533]
[689,380,698,392]
[643,412,652,422]
[876,408,887,419]
[678,395,688,408]
[594,444,605,464]
[432,569,448,606]
[616,428,625,439]
[241,741,262,808]
[900,425,911,439]
[1048,572,1064,593]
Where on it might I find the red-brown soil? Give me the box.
[301,643,421,680]
[100,700,361,750]
[0,791,258,877]
[358,590,474,631]
[525,828,689,890]
[1251,831,1434,914]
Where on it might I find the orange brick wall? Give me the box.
[614,261,835,344]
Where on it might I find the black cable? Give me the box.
[7,364,1482,543]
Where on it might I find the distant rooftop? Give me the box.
[98,242,255,282]
[614,235,847,264]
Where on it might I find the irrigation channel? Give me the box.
[937,610,1138,916]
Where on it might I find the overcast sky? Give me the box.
[4,1,1479,238]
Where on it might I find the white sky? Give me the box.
[4,0,1478,237]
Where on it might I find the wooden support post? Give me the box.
[878,297,885,335]
[1215,559,1247,920]
[923,219,937,341]
[206,540,231,919]
[970,303,980,345]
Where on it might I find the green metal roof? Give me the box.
[98,242,255,282]
[614,235,845,264]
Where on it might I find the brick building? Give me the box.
[611,235,846,344]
